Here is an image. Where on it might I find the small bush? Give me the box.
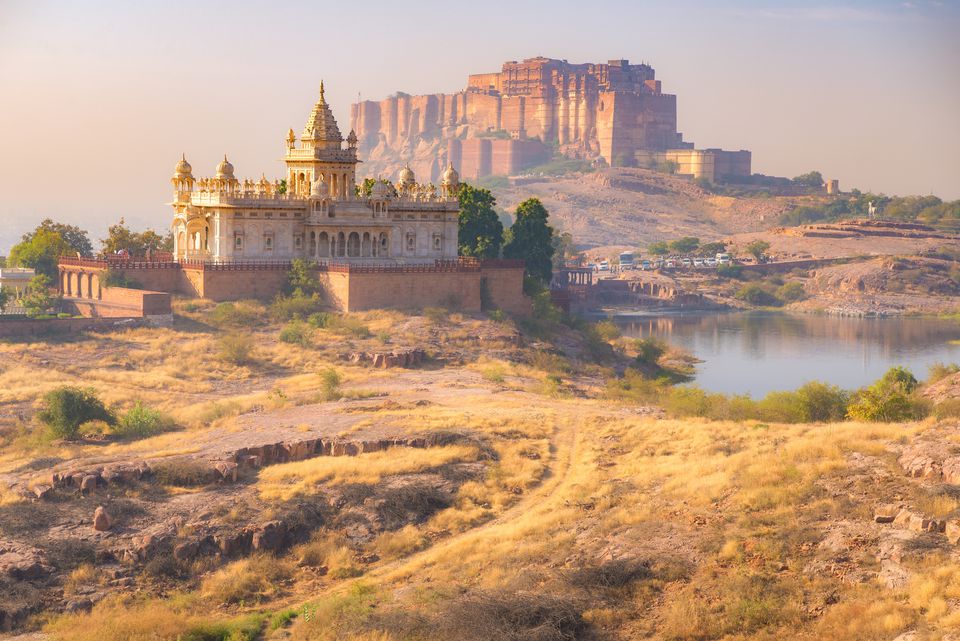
[634,338,667,365]
[776,281,806,302]
[717,264,745,280]
[593,320,621,342]
[37,386,114,440]
[928,362,960,384]
[279,321,312,347]
[424,306,450,324]
[201,555,294,605]
[270,294,323,321]
[307,312,332,328]
[376,483,453,530]
[319,367,342,401]
[210,301,261,327]
[435,590,587,641]
[294,532,360,578]
[735,283,781,307]
[218,333,255,365]
[934,399,960,420]
[111,401,174,439]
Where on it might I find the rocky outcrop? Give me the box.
[0,542,50,580]
[24,431,470,502]
[341,348,427,368]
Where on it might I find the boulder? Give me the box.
[946,520,960,545]
[173,540,198,563]
[32,484,53,501]
[93,506,112,531]
[943,457,960,485]
[874,504,902,523]
[80,475,99,494]
[251,521,287,552]
[213,461,238,483]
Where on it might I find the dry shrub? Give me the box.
[294,531,361,579]
[45,596,264,641]
[375,482,452,530]
[218,332,255,365]
[200,554,294,605]
[565,558,652,591]
[151,458,215,487]
[373,524,428,560]
[434,590,588,641]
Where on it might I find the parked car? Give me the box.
[705,257,718,267]
[693,258,704,268]
[641,260,652,270]
[716,253,732,266]
[681,258,693,268]
[664,259,676,269]
[599,261,610,272]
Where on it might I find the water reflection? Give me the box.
[614,311,960,396]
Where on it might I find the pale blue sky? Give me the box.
[0,0,957,252]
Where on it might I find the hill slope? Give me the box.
[487,168,815,248]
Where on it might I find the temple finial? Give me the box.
[319,80,325,101]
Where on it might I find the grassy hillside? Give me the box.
[1,300,959,640]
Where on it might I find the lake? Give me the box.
[612,311,960,397]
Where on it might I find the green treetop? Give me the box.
[457,184,504,259]
[504,198,555,287]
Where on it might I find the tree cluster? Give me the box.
[456,184,556,289]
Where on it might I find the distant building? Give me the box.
[0,267,34,296]
[351,56,751,182]
[825,179,840,195]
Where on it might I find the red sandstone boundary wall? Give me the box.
[0,316,146,338]
[58,258,530,314]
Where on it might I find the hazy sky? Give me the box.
[1,0,958,253]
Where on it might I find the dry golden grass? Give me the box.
[257,444,481,501]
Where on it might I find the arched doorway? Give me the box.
[347,232,360,257]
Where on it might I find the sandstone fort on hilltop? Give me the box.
[350,56,751,183]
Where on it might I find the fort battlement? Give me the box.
[350,56,751,183]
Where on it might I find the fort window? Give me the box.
[406,232,416,252]
[433,234,442,251]
[234,234,244,251]
[294,233,303,250]
[264,234,274,251]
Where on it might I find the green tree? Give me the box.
[647,241,670,256]
[9,229,72,279]
[457,184,504,259]
[700,241,727,256]
[21,273,57,316]
[277,179,288,195]
[0,286,11,314]
[100,218,167,257]
[792,171,824,188]
[284,258,322,297]
[504,198,555,286]
[0,256,6,268]
[847,367,923,422]
[551,231,576,269]
[668,237,700,254]
[37,386,114,440]
[745,240,771,262]
[30,219,93,256]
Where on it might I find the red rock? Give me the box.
[93,506,112,531]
